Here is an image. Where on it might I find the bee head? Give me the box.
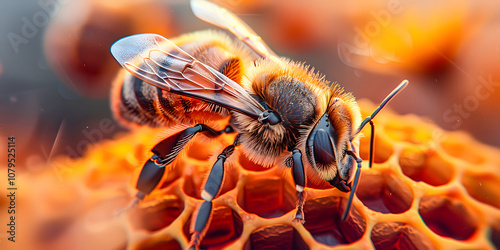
[305,96,361,191]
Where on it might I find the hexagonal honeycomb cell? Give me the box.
[2,100,500,250]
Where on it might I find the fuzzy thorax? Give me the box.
[233,58,332,167]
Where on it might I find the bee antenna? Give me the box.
[354,79,409,136]
[343,80,408,221]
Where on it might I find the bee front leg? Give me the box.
[188,135,240,250]
[286,149,306,224]
[116,124,234,215]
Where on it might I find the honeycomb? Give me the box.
[3,100,500,250]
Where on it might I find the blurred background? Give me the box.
[0,0,499,168]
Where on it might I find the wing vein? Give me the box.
[111,33,266,119]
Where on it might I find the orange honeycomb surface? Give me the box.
[2,100,500,250]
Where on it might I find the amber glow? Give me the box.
[3,101,500,250]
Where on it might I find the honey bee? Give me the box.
[111,0,408,249]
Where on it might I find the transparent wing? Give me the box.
[111,33,265,119]
[190,0,277,59]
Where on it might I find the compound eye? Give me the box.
[312,129,336,168]
[306,112,339,173]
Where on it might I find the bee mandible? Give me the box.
[110,0,408,249]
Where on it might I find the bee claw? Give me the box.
[188,231,202,250]
[292,218,305,224]
[293,207,305,224]
[115,198,139,216]
[186,244,198,250]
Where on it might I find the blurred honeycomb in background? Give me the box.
[1,101,500,250]
[216,0,500,148]
[43,0,177,99]
[1,0,500,249]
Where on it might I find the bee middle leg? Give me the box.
[116,124,234,215]
[188,134,241,250]
[286,149,306,224]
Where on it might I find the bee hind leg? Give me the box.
[188,134,241,250]
[116,124,234,216]
[286,149,306,224]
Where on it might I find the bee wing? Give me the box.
[111,33,265,119]
[190,0,277,59]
